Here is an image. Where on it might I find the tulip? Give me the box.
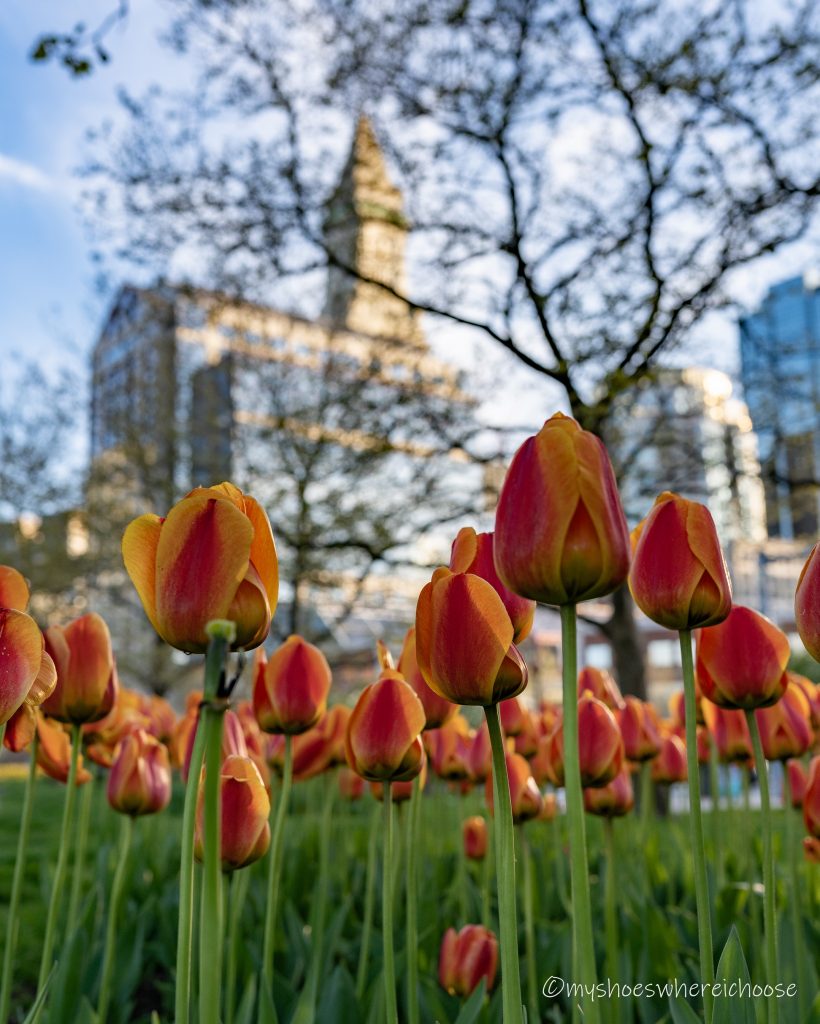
[181,706,248,782]
[370,755,428,803]
[618,696,662,763]
[345,670,426,782]
[107,729,172,817]
[669,686,704,728]
[804,756,820,838]
[122,481,278,653]
[584,767,635,817]
[795,542,820,661]
[789,671,820,730]
[449,527,535,642]
[397,626,456,729]
[415,567,526,707]
[0,609,56,726]
[438,925,498,998]
[755,682,813,762]
[468,722,492,783]
[629,492,732,630]
[3,703,36,753]
[0,565,30,612]
[493,412,630,605]
[578,666,624,711]
[652,735,688,784]
[253,636,331,735]
[513,713,539,759]
[485,752,542,824]
[786,759,807,809]
[702,703,752,763]
[545,696,624,788]
[499,696,526,736]
[41,614,117,725]
[697,606,790,711]
[463,816,488,860]
[425,715,472,781]
[34,714,92,785]
[338,766,365,800]
[194,755,271,871]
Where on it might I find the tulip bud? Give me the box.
[338,766,366,801]
[345,670,426,782]
[397,627,456,729]
[4,703,36,752]
[803,756,820,839]
[629,492,732,630]
[546,696,625,787]
[426,715,472,781]
[35,713,92,785]
[702,703,752,764]
[789,672,820,730]
[578,666,624,712]
[122,482,278,653]
[253,636,332,735]
[697,606,790,711]
[415,568,526,706]
[786,759,807,809]
[617,697,662,763]
[108,729,172,816]
[499,696,526,737]
[463,816,488,860]
[651,734,687,784]
[40,614,118,725]
[181,706,248,782]
[493,412,630,605]
[449,528,535,642]
[194,755,271,872]
[371,755,428,803]
[485,751,542,824]
[795,543,820,662]
[584,767,635,817]
[438,925,498,997]
[754,682,813,762]
[467,722,492,783]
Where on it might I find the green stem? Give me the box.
[356,801,380,1001]
[746,711,779,1024]
[382,782,398,1024]
[199,701,227,1024]
[261,733,293,1013]
[225,868,250,1024]
[785,801,807,1024]
[678,630,715,1024]
[603,819,619,996]
[37,721,82,993]
[68,767,94,929]
[175,632,229,1024]
[484,702,525,1024]
[0,734,38,1024]
[521,828,538,1024]
[709,743,723,889]
[97,814,133,1022]
[559,604,600,1024]
[406,774,421,1024]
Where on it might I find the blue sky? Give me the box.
[0,0,816,406]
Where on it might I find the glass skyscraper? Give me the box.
[739,272,820,539]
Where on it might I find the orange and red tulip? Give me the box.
[617,696,662,763]
[415,567,526,706]
[696,606,789,711]
[786,759,807,809]
[803,756,820,838]
[449,527,535,643]
[122,482,278,653]
[789,672,820,730]
[345,669,425,782]
[546,695,625,787]
[795,542,820,662]
[468,722,492,783]
[463,816,488,860]
[652,734,688,784]
[425,715,472,781]
[0,608,56,726]
[180,705,248,782]
[628,492,732,630]
[485,751,542,823]
[499,696,526,737]
[438,925,498,997]
[578,666,624,712]
[107,729,172,816]
[397,627,457,729]
[584,766,635,817]
[493,412,630,606]
[35,713,92,785]
[252,636,332,735]
[370,755,428,803]
[754,681,813,762]
[41,614,117,725]
[702,702,752,764]
[194,754,271,872]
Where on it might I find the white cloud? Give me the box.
[0,153,53,191]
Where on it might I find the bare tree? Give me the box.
[83,0,820,697]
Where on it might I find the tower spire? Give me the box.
[323,115,423,346]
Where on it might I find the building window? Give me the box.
[584,643,612,669]
[647,639,679,668]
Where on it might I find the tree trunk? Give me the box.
[607,584,647,701]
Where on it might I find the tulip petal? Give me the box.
[242,495,279,616]
[122,514,164,634]
[0,566,30,612]
[0,609,43,724]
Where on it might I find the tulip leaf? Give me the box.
[453,980,487,1024]
[21,964,56,1024]
[712,927,755,1024]
[668,996,702,1024]
[234,974,258,1024]
[315,965,360,1024]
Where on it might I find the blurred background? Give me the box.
[1,0,818,709]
